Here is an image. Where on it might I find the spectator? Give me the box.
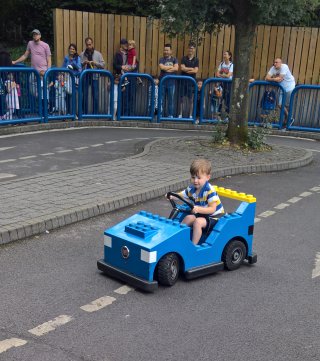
[216,50,233,115]
[196,79,203,120]
[0,49,13,119]
[113,38,128,76]
[12,29,51,73]
[159,43,178,118]
[179,42,199,118]
[113,75,119,120]
[265,58,295,126]
[127,40,139,72]
[80,37,105,114]
[1,73,20,120]
[62,43,82,79]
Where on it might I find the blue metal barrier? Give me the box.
[287,85,320,132]
[43,68,76,122]
[248,81,286,128]
[158,75,197,123]
[78,69,113,120]
[199,78,232,124]
[118,73,155,121]
[0,67,42,125]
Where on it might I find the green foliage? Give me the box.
[246,123,272,150]
[212,123,228,145]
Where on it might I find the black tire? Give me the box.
[157,253,180,286]
[223,240,246,271]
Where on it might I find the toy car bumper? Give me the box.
[247,252,257,264]
[97,259,158,292]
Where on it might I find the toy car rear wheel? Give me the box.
[223,240,246,271]
[157,253,180,286]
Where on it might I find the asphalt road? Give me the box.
[0,134,319,361]
[0,127,211,181]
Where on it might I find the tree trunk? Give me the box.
[227,1,255,145]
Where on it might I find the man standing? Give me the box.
[159,44,179,117]
[265,58,295,126]
[80,37,105,114]
[113,38,128,77]
[179,42,199,118]
[13,29,51,72]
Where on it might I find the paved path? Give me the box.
[0,132,313,244]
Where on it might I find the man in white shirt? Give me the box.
[265,58,295,126]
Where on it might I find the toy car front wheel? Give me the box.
[157,253,180,286]
[223,240,246,271]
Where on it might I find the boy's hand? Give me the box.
[192,206,200,214]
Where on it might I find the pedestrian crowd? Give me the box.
[0,29,296,124]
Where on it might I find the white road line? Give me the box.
[0,173,16,180]
[274,203,290,210]
[312,252,320,279]
[254,218,261,223]
[299,191,312,197]
[305,148,320,153]
[19,155,37,160]
[135,137,150,140]
[0,146,15,152]
[74,146,89,150]
[28,315,73,336]
[0,159,16,164]
[258,210,276,218]
[91,143,104,147]
[56,149,73,153]
[310,186,320,192]
[80,295,116,313]
[287,197,302,203]
[120,138,133,142]
[0,338,27,354]
[40,152,55,156]
[114,285,134,295]
[105,141,118,144]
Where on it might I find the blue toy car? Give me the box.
[97,186,257,292]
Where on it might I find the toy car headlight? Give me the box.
[104,235,112,248]
[141,250,157,263]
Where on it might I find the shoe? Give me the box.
[289,118,295,126]
[178,114,182,118]
[137,78,143,85]
[121,80,130,88]
[189,115,193,119]
[168,115,173,118]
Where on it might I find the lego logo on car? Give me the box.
[121,246,130,259]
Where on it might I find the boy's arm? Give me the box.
[192,201,217,215]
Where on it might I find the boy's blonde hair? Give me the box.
[190,159,212,176]
[128,40,136,47]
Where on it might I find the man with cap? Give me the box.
[13,29,51,72]
[113,38,128,76]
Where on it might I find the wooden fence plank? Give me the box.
[275,26,284,58]
[293,27,304,83]
[139,17,147,73]
[260,25,271,79]
[94,13,102,53]
[76,11,83,53]
[114,15,121,56]
[145,18,153,75]
[253,25,264,79]
[305,28,318,84]
[202,32,211,79]
[267,26,277,72]
[223,26,231,53]
[88,12,95,39]
[281,26,291,63]
[133,16,141,50]
[311,28,320,84]
[249,27,257,79]
[299,27,311,84]
[82,12,89,42]
[176,35,184,66]
[107,14,114,72]
[53,9,64,66]
[151,19,159,76]
[101,14,108,69]
[120,15,127,41]
[230,26,235,55]
[197,35,205,78]
[127,16,134,41]
[69,11,77,45]
[63,10,70,57]
[287,27,298,73]
[215,27,224,74]
[208,32,217,78]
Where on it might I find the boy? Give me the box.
[169,159,224,245]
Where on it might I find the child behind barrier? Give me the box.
[209,83,223,116]
[1,73,20,120]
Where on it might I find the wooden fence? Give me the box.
[53,9,320,84]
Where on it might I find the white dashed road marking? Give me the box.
[254,218,261,223]
[0,159,16,164]
[274,203,290,210]
[56,149,73,153]
[91,144,104,147]
[105,141,118,144]
[0,146,15,152]
[299,191,312,197]
[312,252,320,279]
[287,197,302,203]
[74,146,89,150]
[0,173,16,180]
[120,138,133,142]
[28,315,73,336]
[0,338,27,354]
[40,152,55,156]
[114,285,134,295]
[80,295,116,313]
[258,210,276,218]
[19,155,37,160]
[310,186,320,192]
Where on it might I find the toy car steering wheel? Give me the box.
[166,192,194,219]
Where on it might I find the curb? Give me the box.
[0,136,313,245]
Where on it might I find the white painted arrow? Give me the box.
[312,252,320,279]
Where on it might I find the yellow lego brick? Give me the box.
[213,186,256,203]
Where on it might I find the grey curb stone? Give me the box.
[0,123,315,245]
